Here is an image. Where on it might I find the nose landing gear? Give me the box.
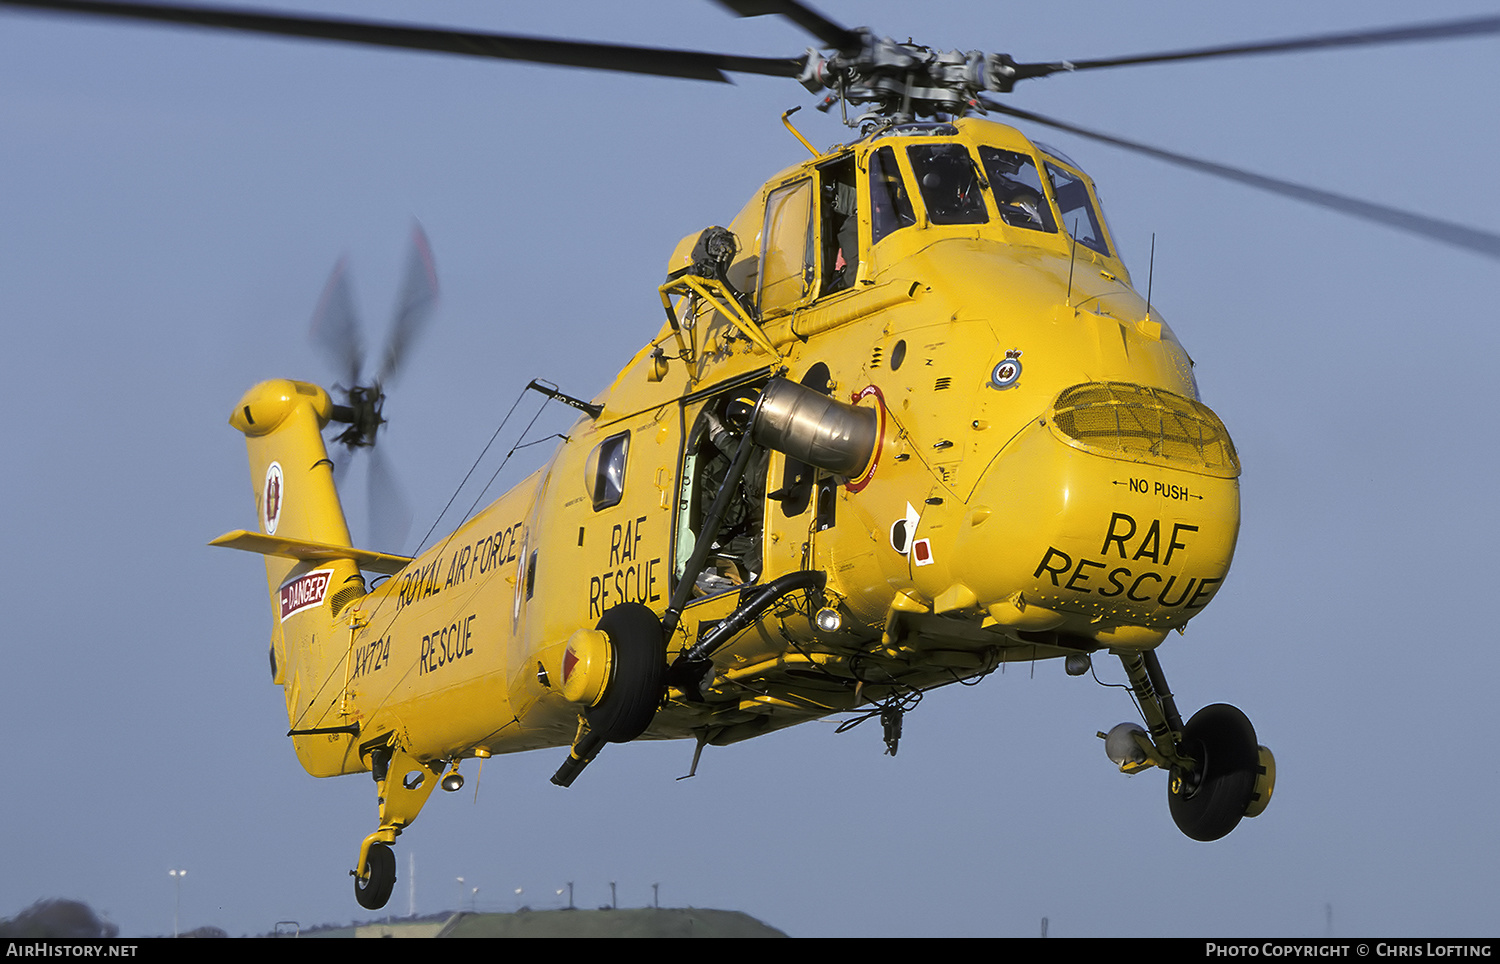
[1110,651,1275,841]
[1168,703,1268,841]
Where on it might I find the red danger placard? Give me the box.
[279,569,334,622]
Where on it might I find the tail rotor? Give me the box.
[309,222,439,550]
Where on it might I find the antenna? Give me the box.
[1065,219,1079,305]
[1146,232,1156,318]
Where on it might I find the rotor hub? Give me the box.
[800,30,1029,124]
[330,384,386,449]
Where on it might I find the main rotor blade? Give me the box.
[983,101,1500,262]
[713,0,860,52]
[309,257,363,389]
[1009,13,1500,81]
[1,0,805,82]
[375,222,439,390]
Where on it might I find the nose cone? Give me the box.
[927,382,1241,648]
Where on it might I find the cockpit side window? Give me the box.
[907,143,988,225]
[978,146,1056,234]
[868,146,916,245]
[1044,160,1110,256]
[819,154,859,296]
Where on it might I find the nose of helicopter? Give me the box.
[920,381,1242,649]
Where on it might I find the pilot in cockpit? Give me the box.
[908,143,988,225]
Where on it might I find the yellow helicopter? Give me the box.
[12,0,1500,912]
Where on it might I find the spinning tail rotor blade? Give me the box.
[367,444,413,554]
[309,257,364,390]
[981,100,1500,262]
[375,222,439,390]
[305,228,434,547]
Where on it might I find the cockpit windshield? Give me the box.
[1044,159,1111,257]
[907,143,988,225]
[869,133,1116,258]
[978,146,1055,233]
[869,146,917,245]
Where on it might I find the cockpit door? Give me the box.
[757,177,814,316]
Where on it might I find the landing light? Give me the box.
[814,607,843,633]
[1103,722,1150,768]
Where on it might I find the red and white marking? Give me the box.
[279,569,334,622]
[262,461,284,535]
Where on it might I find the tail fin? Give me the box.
[223,379,368,776]
[230,379,354,588]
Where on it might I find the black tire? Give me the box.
[585,603,666,744]
[354,842,396,910]
[1168,703,1260,842]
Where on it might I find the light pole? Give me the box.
[167,869,187,938]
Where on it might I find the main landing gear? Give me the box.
[1103,651,1275,841]
[550,602,668,788]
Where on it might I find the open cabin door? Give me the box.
[673,378,771,604]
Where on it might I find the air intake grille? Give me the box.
[1051,382,1239,478]
[329,585,367,615]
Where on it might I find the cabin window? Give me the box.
[907,143,988,225]
[1045,160,1111,256]
[979,146,1056,233]
[758,178,815,314]
[869,146,916,246]
[589,432,629,511]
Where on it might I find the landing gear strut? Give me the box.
[1114,651,1275,841]
[350,742,445,909]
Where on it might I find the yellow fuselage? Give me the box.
[226,117,1241,779]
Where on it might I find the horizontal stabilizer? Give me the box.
[210,529,412,575]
